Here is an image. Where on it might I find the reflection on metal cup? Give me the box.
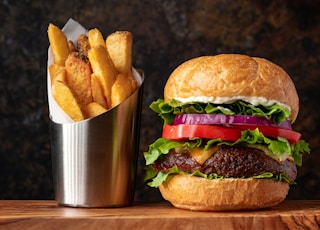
[50,75,143,207]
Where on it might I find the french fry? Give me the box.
[65,52,93,107]
[91,73,108,109]
[111,74,132,108]
[106,31,137,93]
[52,80,85,122]
[88,28,106,49]
[106,31,133,75]
[47,23,70,66]
[88,45,117,108]
[48,64,65,83]
[77,34,90,56]
[85,102,107,118]
[54,68,67,83]
[68,40,76,52]
[127,71,138,93]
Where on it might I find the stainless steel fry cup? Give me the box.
[50,75,143,208]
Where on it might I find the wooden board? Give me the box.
[0,200,319,229]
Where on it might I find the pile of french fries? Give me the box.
[47,23,137,122]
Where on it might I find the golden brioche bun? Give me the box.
[164,54,299,121]
[159,174,289,211]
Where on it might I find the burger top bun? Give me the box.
[159,174,289,211]
[164,54,299,122]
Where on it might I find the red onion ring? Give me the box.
[173,114,292,130]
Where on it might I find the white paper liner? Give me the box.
[47,18,142,124]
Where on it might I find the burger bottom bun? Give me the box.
[159,174,289,211]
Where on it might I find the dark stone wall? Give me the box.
[0,0,319,202]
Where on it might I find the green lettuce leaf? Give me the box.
[150,99,291,124]
[144,165,294,188]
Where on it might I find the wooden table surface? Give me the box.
[0,200,319,230]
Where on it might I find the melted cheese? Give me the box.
[175,146,219,165]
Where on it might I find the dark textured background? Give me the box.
[0,0,319,202]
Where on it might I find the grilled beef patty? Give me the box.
[153,145,297,181]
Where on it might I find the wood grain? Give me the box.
[0,200,319,230]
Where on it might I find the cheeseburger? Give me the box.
[144,54,310,211]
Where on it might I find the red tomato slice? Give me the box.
[162,124,301,144]
[162,124,242,141]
